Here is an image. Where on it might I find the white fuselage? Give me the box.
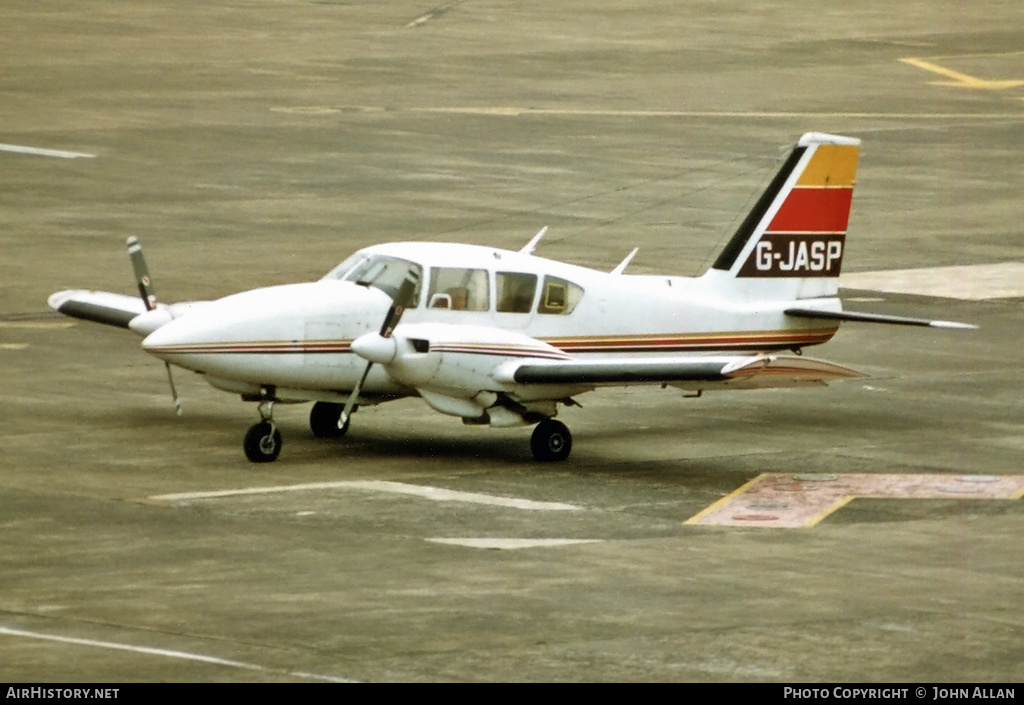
[140,242,839,409]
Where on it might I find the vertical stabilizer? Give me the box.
[706,133,860,301]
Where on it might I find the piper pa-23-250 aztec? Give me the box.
[50,133,974,463]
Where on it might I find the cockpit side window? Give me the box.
[428,267,489,311]
[496,272,538,313]
[334,255,422,305]
[537,276,583,315]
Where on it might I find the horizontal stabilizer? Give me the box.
[47,290,149,329]
[785,308,977,330]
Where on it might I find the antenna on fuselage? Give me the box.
[610,247,639,275]
[518,226,548,255]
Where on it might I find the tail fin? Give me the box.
[707,132,860,300]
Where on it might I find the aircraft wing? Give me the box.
[48,289,150,329]
[48,289,208,336]
[505,353,864,391]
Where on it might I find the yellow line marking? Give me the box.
[684,474,768,525]
[900,57,1024,90]
[0,343,29,350]
[803,495,856,528]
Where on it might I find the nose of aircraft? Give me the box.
[141,281,393,373]
[141,312,219,368]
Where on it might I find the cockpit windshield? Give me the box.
[321,253,367,282]
[321,253,422,304]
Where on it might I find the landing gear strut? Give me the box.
[309,401,351,439]
[244,399,281,463]
[531,418,572,462]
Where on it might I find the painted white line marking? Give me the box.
[426,538,603,550]
[0,343,29,350]
[0,143,96,159]
[843,262,1024,300]
[149,480,582,511]
[411,107,1024,120]
[0,626,355,682]
[0,321,75,329]
[407,0,464,27]
[270,106,341,115]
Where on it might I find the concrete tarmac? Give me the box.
[1,1,1022,682]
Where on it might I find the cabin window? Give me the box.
[537,276,583,315]
[340,255,422,305]
[427,267,489,311]
[496,272,537,313]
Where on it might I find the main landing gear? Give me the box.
[243,400,281,463]
[243,400,572,463]
[309,401,351,439]
[244,400,355,463]
[530,418,572,462]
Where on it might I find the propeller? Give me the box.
[127,237,157,311]
[340,270,420,428]
[126,237,182,416]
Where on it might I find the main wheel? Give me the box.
[244,421,282,463]
[530,419,572,462]
[309,402,350,439]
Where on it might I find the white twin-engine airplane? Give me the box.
[49,133,973,463]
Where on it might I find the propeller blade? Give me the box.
[165,362,182,416]
[126,236,157,311]
[127,237,183,415]
[378,272,419,338]
[340,361,372,428]
[341,267,420,429]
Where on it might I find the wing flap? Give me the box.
[510,354,863,390]
[675,354,864,390]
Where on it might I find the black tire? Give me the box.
[530,419,572,462]
[309,402,350,439]
[244,421,282,463]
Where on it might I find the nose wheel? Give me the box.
[530,419,572,462]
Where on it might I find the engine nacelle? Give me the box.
[385,322,569,396]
